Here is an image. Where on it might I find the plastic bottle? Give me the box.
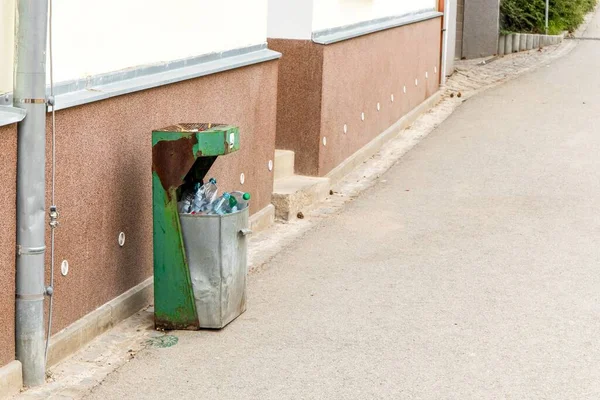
[178,183,200,213]
[190,178,218,213]
[230,191,251,211]
[210,192,238,215]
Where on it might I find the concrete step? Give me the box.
[274,149,295,180]
[272,175,330,221]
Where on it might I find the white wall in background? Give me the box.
[445,0,457,76]
[0,0,269,85]
[313,0,438,31]
[0,0,15,94]
[2,0,269,87]
[50,0,268,82]
[268,0,314,40]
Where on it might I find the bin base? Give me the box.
[154,207,249,330]
[154,310,246,331]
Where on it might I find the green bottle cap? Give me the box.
[243,192,251,201]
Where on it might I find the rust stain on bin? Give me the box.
[152,136,197,193]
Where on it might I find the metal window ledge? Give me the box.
[0,105,26,127]
[1,44,281,112]
[312,10,443,45]
[53,44,281,111]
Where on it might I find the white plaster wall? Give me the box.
[313,0,438,31]
[2,0,269,86]
[444,0,457,76]
[51,0,268,83]
[268,0,314,40]
[0,0,15,94]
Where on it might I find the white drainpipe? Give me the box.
[441,0,451,85]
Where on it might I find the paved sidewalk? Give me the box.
[15,9,600,400]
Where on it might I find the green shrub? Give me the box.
[500,0,597,34]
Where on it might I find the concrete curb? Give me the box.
[520,34,527,51]
[0,361,22,399]
[498,35,505,56]
[272,176,331,221]
[250,204,275,233]
[326,90,443,186]
[526,34,534,50]
[499,32,563,55]
[505,35,513,54]
[542,35,550,46]
[47,277,153,367]
[512,33,520,53]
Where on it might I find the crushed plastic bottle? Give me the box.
[178,183,200,213]
[190,178,218,214]
[209,192,238,215]
[230,191,251,212]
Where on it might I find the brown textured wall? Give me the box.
[268,39,324,176]
[319,17,442,175]
[44,60,278,334]
[0,124,17,368]
[271,18,442,177]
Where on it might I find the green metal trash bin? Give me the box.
[152,123,248,330]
